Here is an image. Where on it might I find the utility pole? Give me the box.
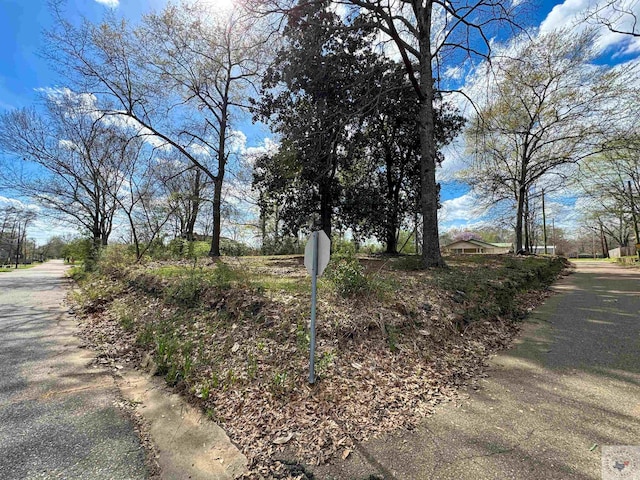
[629,180,640,260]
[542,189,548,255]
[15,223,21,269]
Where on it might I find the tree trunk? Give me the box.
[385,225,398,254]
[185,169,202,241]
[385,148,401,255]
[209,178,223,257]
[600,223,609,258]
[515,184,526,252]
[260,208,267,255]
[524,193,531,252]
[209,85,230,258]
[417,6,444,267]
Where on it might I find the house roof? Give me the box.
[443,239,507,249]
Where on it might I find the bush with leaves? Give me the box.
[325,251,370,297]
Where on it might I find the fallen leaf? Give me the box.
[342,449,352,460]
[273,432,294,445]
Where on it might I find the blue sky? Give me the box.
[0,0,638,244]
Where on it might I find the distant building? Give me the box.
[608,245,637,258]
[442,239,513,255]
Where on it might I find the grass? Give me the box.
[251,274,310,294]
[0,263,41,272]
[570,256,639,267]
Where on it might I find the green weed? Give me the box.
[296,322,310,351]
[316,351,335,378]
[270,370,290,395]
[325,252,370,297]
[247,353,258,380]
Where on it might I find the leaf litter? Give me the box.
[72,254,568,479]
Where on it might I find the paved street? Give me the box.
[0,260,149,480]
[315,261,640,479]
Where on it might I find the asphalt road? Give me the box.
[315,261,640,480]
[0,260,149,480]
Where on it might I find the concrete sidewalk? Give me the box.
[314,261,640,479]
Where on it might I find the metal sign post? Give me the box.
[308,231,319,384]
[304,230,330,385]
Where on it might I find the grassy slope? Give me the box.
[71,253,568,478]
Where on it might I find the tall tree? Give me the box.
[462,29,635,252]
[252,0,520,266]
[254,1,385,240]
[342,66,464,253]
[46,1,268,256]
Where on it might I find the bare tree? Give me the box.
[0,205,36,266]
[156,156,211,243]
[45,1,269,257]
[583,0,640,37]
[578,133,640,249]
[0,91,128,257]
[462,29,636,252]
[108,135,179,261]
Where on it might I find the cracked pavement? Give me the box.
[313,261,640,480]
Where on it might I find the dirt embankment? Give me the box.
[70,254,569,479]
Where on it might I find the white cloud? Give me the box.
[228,129,248,154]
[439,192,488,223]
[437,139,470,182]
[540,0,591,32]
[0,195,26,208]
[58,139,77,151]
[443,66,464,80]
[36,87,98,115]
[244,138,278,162]
[540,0,640,55]
[94,0,119,7]
[188,143,211,158]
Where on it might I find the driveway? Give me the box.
[314,261,640,479]
[0,260,149,479]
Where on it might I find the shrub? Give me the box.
[332,237,357,255]
[325,251,370,297]
[98,244,135,277]
[220,238,251,256]
[261,236,304,255]
[210,261,235,289]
